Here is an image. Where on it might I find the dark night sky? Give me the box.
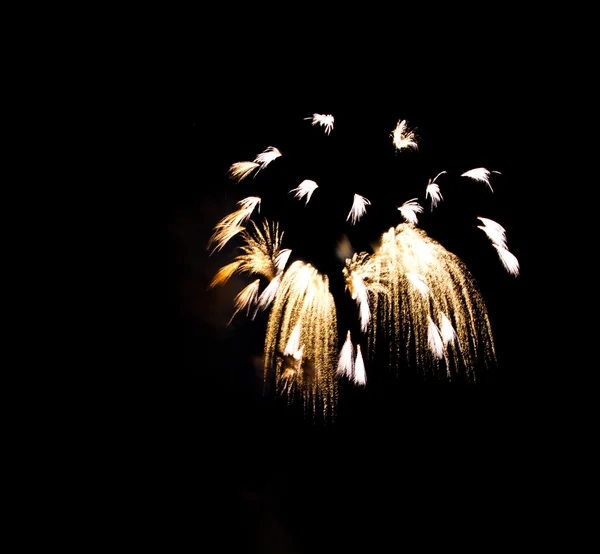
[109,36,579,550]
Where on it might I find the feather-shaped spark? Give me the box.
[492,244,520,276]
[398,198,423,225]
[461,167,498,192]
[289,179,318,205]
[477,216,519,276]
[207,196,261,254]
[427,316,445,360]
[227,161,260,183]
[254,146,282,170]
[346,194,371,225]
[228,279,261,323]
[337,330,354,378]
[477,216,508,249]
[406,272,429,297]
[305,113,334,135]
[425,171,446,211]
[391,119,418,152]
[353,345,366,385]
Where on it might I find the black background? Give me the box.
[99,23,582,552]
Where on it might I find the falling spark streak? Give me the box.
[256,273,281,311]
[391,119,418,152]
[347,194,371,225]
[354,345,366,385]
[275,248,292,274]
[425,172,446,211]
[337,330,354,378]
[351,272,371,333]
[264,259,338,418]
[254,146,282,170]
[344,223,497,382]
[207,196,262,254]
[289,180,318,205]
[477,216,520,276]
[398,199,423,225]
[406,272,429,297]
[305,113,334,134]
[427,317,445,360]
[477,216,507,249]
[227,161,260,183]
[461,167,496,192]
[492,244,520,276]
[228,279,261,323]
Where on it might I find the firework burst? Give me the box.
[391,119,418,152]
[305,113,334,134]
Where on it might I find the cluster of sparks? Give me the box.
[208,113,520,418]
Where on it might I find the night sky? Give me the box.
[113,50,571,550]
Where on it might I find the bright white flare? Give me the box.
[492,244,520,276]
[347,194,371,225]
[439,312,459,347]
[353,345,366,385]
[406,272,429,297]
[229,279,261,323]
[427,316,445,360]
[398,198,423,225]
[284,323,302,357]
[477,216,519,276]
[337,330,354,377]
[227,161,260,182]
[477,216,507,249]
[461,167,496,192]
[351,272,371,333]
[275,248,292,274]
[425,171,446,210]
[391,119,418,151]
[257,273,282,311]
[289,179,318,205]
[254,146,282,170]
[305,113,334,134]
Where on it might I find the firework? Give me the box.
[477,216,520,276]
[207,196,261,253]
[289,179,319,205]
[461,167,498,192]
[425,171,446,211]
[254,146,282,170]
[391,119,418,151]
[397,198,423,225]
[343,223,497,382]
[305,113,334,134]
[347,194,371,225]
[227,161,260,183]
[263,260,338,417]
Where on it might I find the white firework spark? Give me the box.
[425,171,446,211]
[461,167,497,192]
[439,312,459,347]
[346,194,371,225]
[337,330,354,377]
[229,279,261,323]
[492,244,520,276]
[406,272,430,297]
[305,113,334,134]
[477,216,519,276]
[351,272,371,333]
[256,273,282,311]
[275,248,292,274]
[227,161,260,183]
[397,198,423,225]
[289,179,319,205]
[477,216,508,249]
[254,146,282,170]
[427,316,445,360]
[353,345,366,385]
[391,119,418,152]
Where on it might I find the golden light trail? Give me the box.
[227,161,260,183]
[263,259,339,418]
[343,223,497,382]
